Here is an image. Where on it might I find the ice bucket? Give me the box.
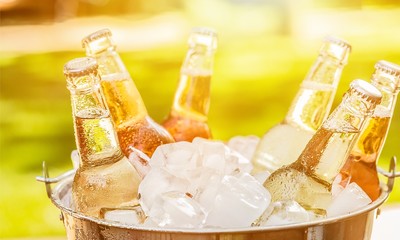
[37,156,398,240]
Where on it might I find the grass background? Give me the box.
[1,36,399,237]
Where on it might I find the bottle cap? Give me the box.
[374,60,400,90]
[64,57,99,90]
[324,36,352,51]
[82,28,115,55]
[188,27,218,51]
[349,79,382,105]
[320,36,351,64]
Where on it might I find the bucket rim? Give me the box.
[50,175,390,234]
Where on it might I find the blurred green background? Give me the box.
[0,0,399,238]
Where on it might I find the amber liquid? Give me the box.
[340,113,390,201]
[101,76,174,157]
[117,116,176,158]
[72,108,141,218]
[162,113,211,142]
[252,81,335,173]
[264,124,358,211]
[163,72,212,142]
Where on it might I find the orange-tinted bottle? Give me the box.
[260,80,381,214]
[82,29,174,157]
[339,60,400,201]
[162,27,217,142]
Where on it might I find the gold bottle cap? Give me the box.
[188,27,218,51]
[350,79,382,105]
[320,35,351,64]
[64,57,99,90]
[374,60,400,90]
[82,28,112,46]
[82,28,115,55]
[324,36,352,51]
[375,60,400,76]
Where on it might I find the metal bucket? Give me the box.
[37,156,398,240]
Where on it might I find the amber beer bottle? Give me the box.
[251,36,351,174]
[64,57,141,218]
[162,27,217,142]
[339,61,400,201]
[262,80,381,213]
[82,29,174,157]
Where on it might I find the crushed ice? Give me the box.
[138,137,271,228]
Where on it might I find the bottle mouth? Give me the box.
[370,60,400,92]
[349,79,382,105]
[375,60,400,75]
[64,57,100,91]
[64,57,98,77]
[188,27,218,51]
[323,36,352,50]
[320,35,352,64]
[82,28,116,55]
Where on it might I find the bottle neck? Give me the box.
[372,81,399,115]
[90,50,128,76]
[172,47,215,120]
[284,55,345,132]
[293,91,374,184]
[88,48,148,125]
[70,85,123,168]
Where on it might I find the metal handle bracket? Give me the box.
[377,156,398,193]
[36,161,76,198]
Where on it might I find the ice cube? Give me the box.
[128,147,151,179]
[331,174,345,198]
[255,200,311,226]
[70,150,80,169]
[227,135,260,160]
[225,151,252,174]
[252,170,271,184]
[148,191,206,228]
[150,142,200,178]
[142,217,158,228]
[61,187,73,209]
[197,140,227,173]
[101,205,146,225]
[205,173,271,228]
[327,182,372,217]
[191,170,223,213]
[138,168,189,213]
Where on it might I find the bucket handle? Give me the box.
[377,156,398,193]
[36,161,76,198]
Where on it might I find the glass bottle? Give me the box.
[82,29,174,157]
[162,27,217,142]
[339,60,400,201]
[251,36,351,174]
[65,57,141,218]
[262,80,381,213]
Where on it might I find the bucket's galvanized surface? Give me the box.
[49,176,386,240]
[38,156,398,240]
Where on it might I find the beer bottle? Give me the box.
[339,60,400,201]
[251,36,351,174]
[64,57,141,218]
[82,29,174,157]
[262,80,381,213]
[162,27,217,142]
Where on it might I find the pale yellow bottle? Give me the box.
[339,60,400,201]
[262,80,382,214]
[162,27,217,142]
[64,57,141,218]
[251,36,351,174]
[82,29,174,158]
